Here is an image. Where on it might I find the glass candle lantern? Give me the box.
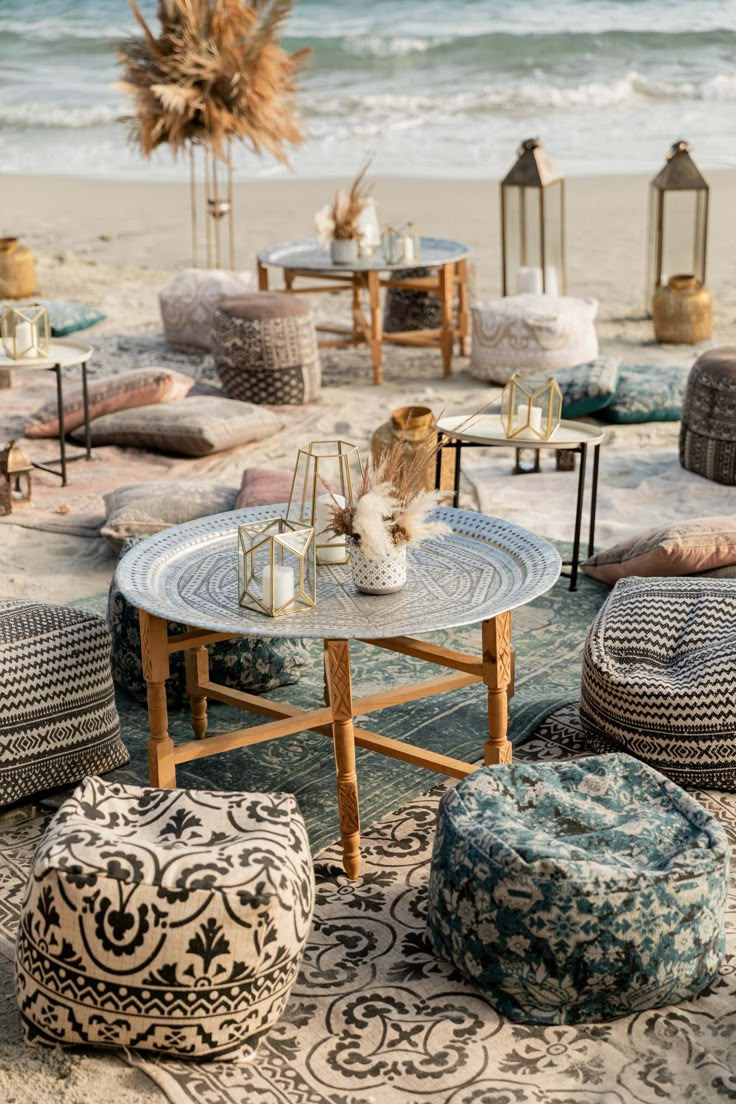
[238,518,316,617]
[646,140,709,312]
[1,304,50,360]
[0,439,32,507]
[286,440,363,565]
[501,138,566,297]
[381,223,420,265]
[501,373,562,441]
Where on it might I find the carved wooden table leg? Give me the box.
[185,637,209,740]
[324,639,361,879]
[482,612,513,765]
[367,270,383,385]
[257,260,269,292]
[352,274,362,348]
[456,258,469,356]
[139,610,176,787]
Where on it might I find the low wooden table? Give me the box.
[117,506,560,878]
[256,237,471,384]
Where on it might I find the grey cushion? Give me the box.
[101,480,238,551]
[71,397,283,456]
[0,599,128,807]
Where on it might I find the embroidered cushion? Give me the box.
[235,467,294,509]
[70,396,283,456]
[580,577,736,789]
[470,294,599,384]
[0,600,127,807]
[582,515,736,584]
[15,777,315,1059]
[159,267,253,351]
[554,356,621,418]
[101,480,238,550]
[427,754,728,1024]
[600,362,690,423]
[679,348,736,485]
[25,367,194,439]
[212,293,321,405]
[38,299,106,337]
[109,537,308,708]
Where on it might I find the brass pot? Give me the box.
[370,405,456,494]
[0,237,36,299]
[652,274,712,345]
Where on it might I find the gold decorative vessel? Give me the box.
[652,274,712,344]
[0,238,36,299]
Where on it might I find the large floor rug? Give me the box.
[69,565,607,855]
[2,705,735,1104]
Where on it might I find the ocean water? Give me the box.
[1,0,736,180]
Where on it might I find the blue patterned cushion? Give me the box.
[427,754,728,1024]
[39,299,106,336]
[601,362,690,423]
[554,356,621,418]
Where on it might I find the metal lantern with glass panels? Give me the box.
[501,138,566,297]
[646,141,709,310]
[0,439,32,507]
[501,373,562,441]
[238,518,316,617]
[1,304,50,360]
[286,440,363,565]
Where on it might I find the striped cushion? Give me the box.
[580,577,736,789]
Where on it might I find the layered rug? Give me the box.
[1,705,735,1104]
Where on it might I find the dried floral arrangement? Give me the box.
[315,160,371,244]
[117,0,309,163]
[325,432,452,561]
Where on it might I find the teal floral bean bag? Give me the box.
[427,754,728,1024]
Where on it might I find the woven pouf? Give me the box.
[470,293,598,383]
[16,777,315,1059]
[427,754,728,1024]
[0,600,127,807]
[581,576,736,789]
[679,347,736,484]
[212,292,320,404]
[383,267,442,333]
[159,267,253,351]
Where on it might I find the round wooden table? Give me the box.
[256,237,471,384]
[117,505,560,878]
[0,338,93,485]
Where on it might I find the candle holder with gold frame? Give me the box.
[501,373,562,441]
[286,440,363,565]
[1,304,50,360]
[238,518,316,617]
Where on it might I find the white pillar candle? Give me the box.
[516,266,543,295]
[402,235,415,263]
[315,492,346,564]
[262,563,294,611]
[543,265,560,296]
[514,405,543,440]
[14,319,39,358]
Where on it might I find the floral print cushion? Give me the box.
[600,362,690,423]
[554,356,621,418]
[427,753,728,1025]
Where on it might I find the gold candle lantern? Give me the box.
[1,304,50,360]
[286,440,363,565]
[645,140,709,313]
[238,518,316,617]
[381,223,420,265]
[501,373,562,441]
[501,138,566,297]
[0,439,33,508]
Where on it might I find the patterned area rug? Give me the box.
[2,705,735,1104]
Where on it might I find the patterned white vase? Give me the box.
[351,544,407,594]
[330,238,358,265]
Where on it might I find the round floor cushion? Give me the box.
[15,777,315,1059]
[679,347,736,484]
[212,292,320,405]
[427,754,728,1025]
[580,576,736,789]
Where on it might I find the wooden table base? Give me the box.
[138,610,514,879]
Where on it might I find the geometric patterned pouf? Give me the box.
[427,754,728,1025]
[212,292,320,404]
[15,777,315,1059]
[0,599,128,808]
[580,576,736,790]
[383,267,442,333]
[679,347,736,484]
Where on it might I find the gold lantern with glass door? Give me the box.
[501,373,562,441]
[0,439,32,508]
[646,141,709,312]
[1,304,50,360]
[286,440,363,565]
[501,138,566,297]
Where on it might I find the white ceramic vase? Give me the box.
[351,544,407,595]
[330,238,358,265]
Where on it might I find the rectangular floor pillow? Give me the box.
[600,363,691,423]
[235,467,295,509]
[554,356,621,418]
[71,396,283,456]
[101,480,238,550]
[25,367,194,438]
[582,515,736,584]
[39,299,106,336]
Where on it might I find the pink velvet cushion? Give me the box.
[582,515,736,585]
[25,367,194,438]
[235,467,294,509]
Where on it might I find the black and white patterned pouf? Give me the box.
[383,267,443,333]
[580,577,736,789]
[15,777,315,1059]
[212,292,320,405]
[0,600,127,807]
[679,347,736,485]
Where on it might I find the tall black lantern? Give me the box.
[646,140,709,309]
[501,138,566,297]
